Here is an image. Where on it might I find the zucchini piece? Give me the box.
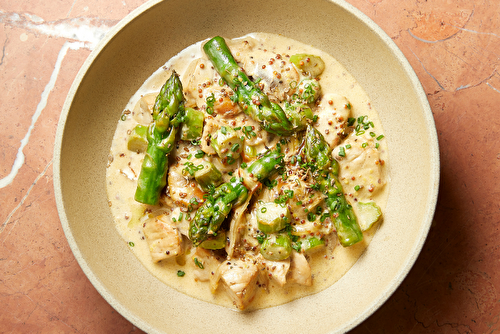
[260,234,292,261]
[127,124,148,152]
[357,202,382,231]
[194,161,223,192]
[256,202,290,233]
[181,107,204,140]
[199,230,226,250]
[290,54,325,78]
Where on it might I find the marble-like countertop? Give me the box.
[1,0,499,332]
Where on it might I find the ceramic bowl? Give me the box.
[54,0,439,332]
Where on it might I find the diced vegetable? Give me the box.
[242,144,257,161]
[260,234,293,261]
[284,102,314,131]
[199,230,226,250]
[256,202,290,233]
[181,107,204,140]
[357,202,382,231]
[127,124,148,152]
[297,79,321,104]
[211,126,243,160]
[301,236,325,254]
[290,54,325,78]
[194,161,223,191]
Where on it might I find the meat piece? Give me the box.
[332,131,386,199]
[288,251,312,286]
[218,258,260,310]
[167,141,205,206]
[231,37,300,103]
[313,93,352,148]
[183,58,241,117]
[257,254,290,287]
[143,214,183,262]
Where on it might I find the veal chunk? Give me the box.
[143,214,183,263]
[218,258,260,310]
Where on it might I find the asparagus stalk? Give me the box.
[189,177,248,246]
[303,125,363,246]
[189,148,285,246]
[134,72,185,205]
[203,36,294,136]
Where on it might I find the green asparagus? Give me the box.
[303,125,363,246]
[203,36,294,136]
[134,72,185,205]
[189,148,285,246]
[189,177,248,246]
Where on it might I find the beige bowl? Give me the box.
[54,0,439,332]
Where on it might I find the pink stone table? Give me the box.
[1,0,499,332]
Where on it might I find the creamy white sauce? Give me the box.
[106,33,389,311]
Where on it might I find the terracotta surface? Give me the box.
[0,0,498,333]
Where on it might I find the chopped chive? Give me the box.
[345,144,351,149]
[369,132,376,137]
[362,143,368,148]
[221,126,227,135]
[231,143,240,152]
[376,143,380,149]
[339,146,346,157]
[194,258,204,269]
[195,150,205,158]
[354,185,360,191]
[241,162,247,168]
[128,241,134,247]
[177,270,185,277]
[377,134,385,140]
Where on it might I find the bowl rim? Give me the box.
[53,0,440,332]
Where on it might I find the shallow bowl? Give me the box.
[54,0,439,332]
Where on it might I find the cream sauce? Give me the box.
[106,33,389,311]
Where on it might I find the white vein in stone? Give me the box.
[0,12,113,188]
[0,41,86,189]
[1,160,53,235]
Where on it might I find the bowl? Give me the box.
[53,0,439,332]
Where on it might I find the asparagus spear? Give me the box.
[134,72,185,205]
[203,36,294,136]
[189,148,285,246]
[303,125,363,246]
[189,177,248,246]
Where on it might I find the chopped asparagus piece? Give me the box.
[181,107,204,140]
[297,79,321,104]
[194,161,223,192]
[284,102,314,131]
[243,144,257,161]
[211,126,243,161]
[301,236,325,254]
[256,202,290,233]
[290,54,325,78]
[260,234,292,261]
[199,230,226,250]
[357,202,382,231]
[127,124,148,152]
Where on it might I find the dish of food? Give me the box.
[106,33,389,310]
[54,0,439,331]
